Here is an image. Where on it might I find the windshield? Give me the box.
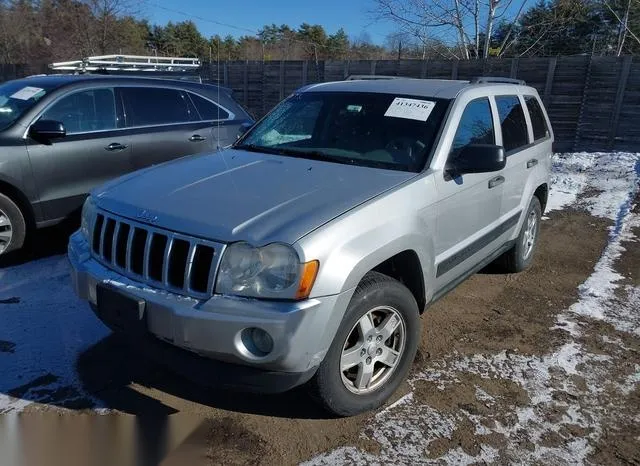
[236,91,450,172]
[0,81,52,130]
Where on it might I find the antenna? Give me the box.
[217,39,221,151]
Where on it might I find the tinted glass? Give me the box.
[237,92,450,172]
[189,93,230,120]
[41,88,117,134]
[450,98,495,157]
[0,81,54,131]
[122,87,194,126]
[524,95,549,141]
[495,95,529,152]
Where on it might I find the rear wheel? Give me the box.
[309,271,420,416]
[0,193,26,256]
[496,196,542,273]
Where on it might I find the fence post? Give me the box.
[223,62,228,87]
[510,58,519,79]
[343,61,350,79]
[451,60,459,79]
[420,60,427,78]
[279,60,285,100]
[243,60,249,107]
[302,60,308,85]
[574,55,594,151]
[543,57,557,106]
[609,56,633,150]
[370,60,377,76]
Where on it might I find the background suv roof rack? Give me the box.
[470,76,526,86]
[345,75,410,81]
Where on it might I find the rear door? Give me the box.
[25,86,133,220]
[119,86,218,170]
[494,95,537,221]
[432,97,504,289]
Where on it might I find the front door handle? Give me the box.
[527,159,538,169]
[488,175,505,189]
[189,134,206,142]
[105,142,127,151]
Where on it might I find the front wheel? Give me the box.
[309,271,420,417]
[0,193,26,256]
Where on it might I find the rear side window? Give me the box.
[450,98,495,157]
[122,87,195,127]
[189,93,230,120]
[495,96,529,152]
[41,88,117,134]
[524,95,549,141]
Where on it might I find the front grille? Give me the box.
[90,210,223,298]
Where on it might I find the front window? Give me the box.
[0,81,53,131]
[236,92,450,172]
[41,88,117,134]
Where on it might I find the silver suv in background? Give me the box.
[0,75,253,255]
[69,77,552,416]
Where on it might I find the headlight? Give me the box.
[80,196,96,240]
[216,242,318,300]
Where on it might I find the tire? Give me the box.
[0,193,26,256]
[497,196,542,273]
[309,271,420,417]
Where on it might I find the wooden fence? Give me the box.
[3,56,639,152]
[201,56,639,152]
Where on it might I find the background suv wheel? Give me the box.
[497,196,542,273]
[0,193,26,255]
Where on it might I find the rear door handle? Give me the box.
[189,134,206,142]
[527,159,538,169]
[105,142,127,151]
[488,175,505,189]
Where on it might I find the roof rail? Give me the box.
[470,76,526,86]
[345,75,409,81]
[50,54,201,73]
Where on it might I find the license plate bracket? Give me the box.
[96,284,147,335]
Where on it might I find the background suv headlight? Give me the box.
[215,242,318,300]
[80,196,96,240]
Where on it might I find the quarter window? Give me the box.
[41,88,117,134]
[189,93,230,120]
[450,98,495,158]
[495,95,529,152]
[122,87,195,127]
[524,95,549,141]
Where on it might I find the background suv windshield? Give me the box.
[0,81,52,130]
[238,91,449,172]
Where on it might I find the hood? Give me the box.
[94,149,415,245]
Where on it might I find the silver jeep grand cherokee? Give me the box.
[69,77,552,416]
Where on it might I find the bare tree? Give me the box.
[372,0,528,59]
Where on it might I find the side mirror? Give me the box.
[448,144,505,175]
[29,120,66,143]
[237,121,253,139]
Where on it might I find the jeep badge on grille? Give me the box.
[136,209,159,224]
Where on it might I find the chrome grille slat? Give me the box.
[184,242,197,293]
[125,227,134,271]
[89,210,221,299]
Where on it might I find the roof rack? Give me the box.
[345,75,410,81]
[50,54,201,73]
[470,77,526,86]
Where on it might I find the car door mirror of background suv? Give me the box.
[447,144,506,176]
[29,119,66,144]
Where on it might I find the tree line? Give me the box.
[0,0,638,66]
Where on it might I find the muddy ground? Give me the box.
[3,198,637,465]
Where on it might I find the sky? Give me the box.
[141,0,395,44]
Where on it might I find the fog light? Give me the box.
[241,327,274,357]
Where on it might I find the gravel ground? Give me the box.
[0,152,638,465]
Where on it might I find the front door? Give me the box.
[25,87,133,220]
[432,97,504,290]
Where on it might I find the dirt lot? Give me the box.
[1,152,639,465]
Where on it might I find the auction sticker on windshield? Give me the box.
[384,97,435,121]
[10,86,45,101]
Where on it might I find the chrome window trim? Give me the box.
[23,84,236,139]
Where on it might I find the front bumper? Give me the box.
[68,232,354,391]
